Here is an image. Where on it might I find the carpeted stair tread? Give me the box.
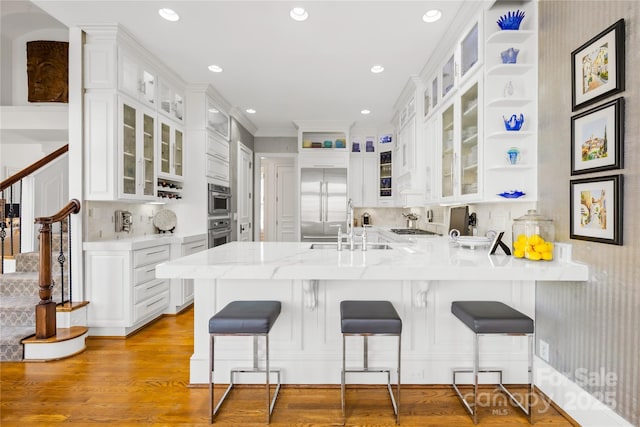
[0,295,37,327]
[0,325,34,361]
[15,251,70,274]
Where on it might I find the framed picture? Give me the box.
[570,174,623,245]
[571,97,624,175]
[571,19,625,111]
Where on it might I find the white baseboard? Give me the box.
[535,357,632,427]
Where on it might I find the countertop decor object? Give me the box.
[153,209,177,233]
[497,10,525,30]
[503,113,525,131]
[449,229,496,250]
[500,47,520,64]
[497,190,525,199]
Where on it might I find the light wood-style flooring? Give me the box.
[1,306,576,426]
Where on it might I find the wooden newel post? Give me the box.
[36,221,56,339]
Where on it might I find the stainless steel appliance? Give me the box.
[208,184,231,216]
[208,217,232,248]
[300,168,347,241]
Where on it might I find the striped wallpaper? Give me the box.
[537,1,639,425]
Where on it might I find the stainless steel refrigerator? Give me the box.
[300,168,347,241]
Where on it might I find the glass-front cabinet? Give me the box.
[437,78,481,202]
[158,118,184,181]
[440,103,455,198]
[120,99,156,200]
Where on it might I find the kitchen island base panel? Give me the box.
[189,278,535,385]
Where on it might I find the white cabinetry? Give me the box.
[158,117,184,182]
[206,130,230,185]
[483,1,537,202]
[85,243,171,336]
[166,236,207,314]
[83,26,187,202]
[118,47,156,107]
[436,78,482,202]
[349,154,377,207]
[158,78,185,123]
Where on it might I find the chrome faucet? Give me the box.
[346,199,355,250]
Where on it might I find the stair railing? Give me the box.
[34,199,81,339]
[0,144,68,274]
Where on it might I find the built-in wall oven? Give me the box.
[208,184,231,216]
[208,217,232,248]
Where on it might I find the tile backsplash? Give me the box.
[85,201,165,241]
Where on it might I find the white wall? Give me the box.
[1,34,12,105]
[10,28,68,106]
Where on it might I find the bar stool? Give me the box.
[208,300,282,424]
[340,300,402,424]
[451,301,534,424]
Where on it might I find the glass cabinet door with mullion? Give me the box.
[160,122,171,176]
[174,128,183,177]
[440,102,455,199]
[142,113,155,196]
[460,81,479,196]
[122,103,137,196]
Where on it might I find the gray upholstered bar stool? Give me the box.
[451,301,534,424]
[340,300,402,425]
[208,300,282,424]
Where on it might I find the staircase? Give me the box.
[1,231,87,361]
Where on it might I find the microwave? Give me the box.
[208,184,231,216]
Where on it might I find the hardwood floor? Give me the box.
[1,307,576,426]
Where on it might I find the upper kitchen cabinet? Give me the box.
[157,117,184,182]
[118,47,157,108]
[436,78,482,202]
[431,16,483,110]
[393,77,426,206]
[206,97,230,140]
[83,26,187,202]
[483,1,538,202]
[119,97,157,200]
[158,77,185,123]
[295,121,351,168]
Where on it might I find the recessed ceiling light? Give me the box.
[246,108,256,114]
[208,64,223,73]
[361,109,371,115]
[290,7,309,22]
[423,9,442,23]
[208,108,219,114]
[370,65,385,74]
[158,8,180,22]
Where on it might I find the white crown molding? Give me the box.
[229,107,258,136]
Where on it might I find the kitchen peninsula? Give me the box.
[156,238,588,385]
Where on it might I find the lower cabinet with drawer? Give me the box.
[84,242,171,336]
[165,236,207,314]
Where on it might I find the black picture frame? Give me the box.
[570,174,623,245]
[571,97,624,175]
[571,19,625,112]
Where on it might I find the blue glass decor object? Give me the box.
[497,10,525,30]
[498,190,525,199]
[503,113,525,131]
[500,47,520,64]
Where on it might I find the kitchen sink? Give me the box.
[309,243,392,250]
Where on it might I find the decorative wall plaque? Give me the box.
[26,40,69,103]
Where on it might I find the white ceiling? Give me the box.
[26,0,468,136]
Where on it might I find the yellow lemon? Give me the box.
[541,251,553,261]
[534,243,548,253]
[514,249,525,258]
[527,251,542,261]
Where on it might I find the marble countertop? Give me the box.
[83,233,207,251]
[156,239,588,282]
